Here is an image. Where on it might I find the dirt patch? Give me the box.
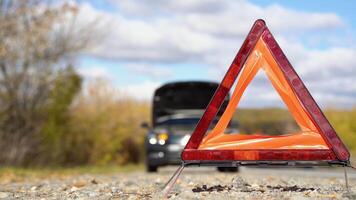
[266,185,317,192]
[192,184,318,193]
[192,184,232,193]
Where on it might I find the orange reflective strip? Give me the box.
[199,38,328,150]
[260,40,317,132]
[199,132,328,150]
[202,50,263,142]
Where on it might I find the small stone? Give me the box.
[111,187,120,193]
[251,184,259,189]
[88,192,99,197]
[342,192,356,199]
[128,196,137,200]
[0,192,9,199]
[70,186,79,192]
[232,177,250,191]
[178,190,193,199]
[99,188,111,193]
[154,178,162,185]
[73,181,86,188]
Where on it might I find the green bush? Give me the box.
[233,108,299,135]
[233,108,356,153]
[326,109,356,153]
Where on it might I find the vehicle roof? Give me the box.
[155,81,219,93]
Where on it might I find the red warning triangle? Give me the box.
[181,19,350,163]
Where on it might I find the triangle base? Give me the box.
[182,149,338,161]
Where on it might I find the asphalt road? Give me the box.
[1,166,356,199]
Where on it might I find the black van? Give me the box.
[143,81,238,172]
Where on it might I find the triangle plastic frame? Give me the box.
[181,19,350,164]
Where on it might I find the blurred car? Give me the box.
[143,81,239,172]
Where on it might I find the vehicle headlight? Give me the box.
[157,133,169,141]
[149,137,157,145]
[149,131,169,145]
[158,139,166,145]
[157,132,168,145]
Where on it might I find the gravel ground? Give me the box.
[1,166,356,199]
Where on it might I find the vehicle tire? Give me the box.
[146,164,158,172]
[217,167,239,172]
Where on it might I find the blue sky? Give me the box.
[76,0,356,108]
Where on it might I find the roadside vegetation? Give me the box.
[0,164,143,184]
[235,108,356,155]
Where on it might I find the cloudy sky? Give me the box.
[76,0,356,108]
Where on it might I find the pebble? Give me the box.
[91,179,98,184]
[231,176,250,191]
[70,186,79,192]
[111,186,120,193]
[250,183,259,189]
[88,192,99,197]
[0,192,8,199]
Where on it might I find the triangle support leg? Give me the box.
[161,163,186,198]
[344,165,350,193]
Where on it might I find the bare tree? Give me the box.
[0,0,98,165]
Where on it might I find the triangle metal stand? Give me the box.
[161,162,186,198]
[344,165,350,193]
[161,161,354,198]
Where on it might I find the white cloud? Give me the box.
[111,0,226,16]
[111,1,343,35]
[126,64,173,79]
[89,15,219,62]
[83,0,344,63]
[78,67,112,79]
[121,81,161,100]
[77,0,355,108]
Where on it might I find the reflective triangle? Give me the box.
[182,19,350,162]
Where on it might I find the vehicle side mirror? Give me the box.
[141,122,150,129]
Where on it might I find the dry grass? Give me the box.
[0,164,143,184]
